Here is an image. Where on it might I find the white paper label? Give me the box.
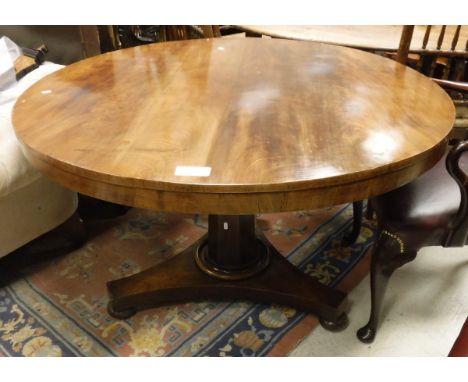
[174,166,212,177]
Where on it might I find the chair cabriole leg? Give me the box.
[357,229,418,343]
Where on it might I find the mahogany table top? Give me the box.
[13,38,455,214]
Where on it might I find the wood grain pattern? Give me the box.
[13,38,455,214]
[239,25,468,52]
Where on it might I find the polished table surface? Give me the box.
[239,25,468,52]
[13,38,454,215]
[12,38,456,324]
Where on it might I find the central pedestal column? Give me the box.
[195,215,270,280]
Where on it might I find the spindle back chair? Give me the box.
[396,25,467,81]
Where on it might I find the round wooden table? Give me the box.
[13,38,455,328]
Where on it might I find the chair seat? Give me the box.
[373,147,468,231]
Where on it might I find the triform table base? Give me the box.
[107,215,349,331]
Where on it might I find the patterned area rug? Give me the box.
[0,204,375,356]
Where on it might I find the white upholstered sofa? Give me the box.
[0,40,79,258]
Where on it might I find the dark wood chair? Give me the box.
[164,25,221,40]
[111,25,221,49]
[356,27,468,343]
[356,81,468,343]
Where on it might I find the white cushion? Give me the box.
[0,62,64,197]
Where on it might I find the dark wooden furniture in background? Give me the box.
[0,25,222,61]
[108,25,221,49]
[0,26,101,65]
[12,38,455,331]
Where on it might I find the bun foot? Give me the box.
[107,301,136,319]
[319,313,349,332]
[357,325,376,343]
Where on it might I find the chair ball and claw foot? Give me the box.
[357,140,468,343]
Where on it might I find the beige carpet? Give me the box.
[290,246,468,356]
